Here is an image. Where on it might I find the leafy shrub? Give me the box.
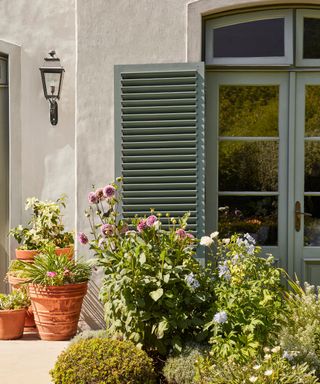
[50,338,156,384]
[70,329,109,344]
[0,289,30,310]
[16,246,91,286]
[202,233,286,362]
[194,346,319,384]
[163,343,209,384]
[81,179,215,355]
[279,281,320,376]
[9,195,73,250]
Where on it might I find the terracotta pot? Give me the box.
[29,282,88,341]
[15,249,39,263]
[7,274,28,289]
[0,309,26,340]
[55,246,74,260]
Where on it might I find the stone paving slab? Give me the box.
[0,333,69,384]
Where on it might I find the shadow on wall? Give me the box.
[79,277,106,330]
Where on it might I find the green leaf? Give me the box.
[155,319,169,339]
[139,252,146,265]
[149,288,163,302]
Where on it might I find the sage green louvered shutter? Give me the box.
[115,63,205,240]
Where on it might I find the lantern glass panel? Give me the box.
[44,72,61,98]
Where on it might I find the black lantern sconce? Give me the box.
[39,51,64,125]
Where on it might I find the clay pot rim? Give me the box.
[0,308,27,314]
[28,281,88,289]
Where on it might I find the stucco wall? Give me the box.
[0,0,76,234]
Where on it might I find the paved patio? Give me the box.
[0,332,69,384]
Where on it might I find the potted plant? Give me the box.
[16,246,91,341]
[0,289,30,340]
[9,195,74,262]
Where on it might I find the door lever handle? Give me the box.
[295,201,312,231]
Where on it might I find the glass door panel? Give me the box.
[206,73,288,266]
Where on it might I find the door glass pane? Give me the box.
[305,85,320,136]
[305,141,320,191]
[219,141,278,191]
[219,86,279,136]
[304,18,320,59]
[304,197,320,246]
[218,196,278,245]
[213,19,285,58]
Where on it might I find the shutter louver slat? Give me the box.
[115,63,205,242]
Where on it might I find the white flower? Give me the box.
[200,236,213,247]
[264,369,273,376]
[247,244,255,255]
[249,377,258,383]
[210,231,219,239]
[263,347,270,353]
[213,311,228,324]
[244,232,256,244]
[222,238,230,245]
[271,346,281,353]
[253,365,261,370]
[264,354,271,360]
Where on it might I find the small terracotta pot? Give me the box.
[15,249,39,263]
[7,274,28,289]
[0,309,26,340]
[29,282,88,341]
[55,246,74,260]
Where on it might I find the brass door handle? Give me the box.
[295,201,312,231]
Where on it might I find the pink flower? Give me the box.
[78,232,88,245]
[137,219,147,232]
[103,185,116,199]
[186,233,195,239]
[146,215,158,227]
[176,228,187,239]
[47,271,57,278]
[101,223,114,237]
[95,188,104,201]
[88,191,98,204]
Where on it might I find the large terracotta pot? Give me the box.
[0,309,26,340]
[15,246,74,263]
[29,282,88,341]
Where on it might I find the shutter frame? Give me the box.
[115,63,205,249]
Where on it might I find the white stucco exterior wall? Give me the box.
[0,0,76,233]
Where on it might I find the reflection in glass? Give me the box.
[213,19,284,58]
[218,196,278,245]
[305,142,320,191]
[304,197,320,246]
[304,18,320,59]
[305,86,320,136]
[219,86,279,136]
[219,141,278,191]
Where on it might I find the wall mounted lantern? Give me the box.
[39,51,64,125]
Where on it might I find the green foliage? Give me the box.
[194,346,319,384]
[50,338,156,384]
[70,329,109,345]
[9,195,73,250]
[163,343,209,384]
[7,260,28,278]
[83,179,215,355]
[279,280,320,376]
[202,234,286,363]
[0,289,30,310]
[15,246,91,286]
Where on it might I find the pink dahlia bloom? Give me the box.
[176,228,187,239]
[146,215,158,227]
[47,271,57,278]
[88,191,98,204]
[95,188,104,201]
[137,219,147,232]
[78,232,89,245]
[101,223,114,237]
[186,233,195,239]
[103,185,116,199]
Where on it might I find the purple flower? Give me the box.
[95,188,104,202]
[218,261,231,281]
[176,228,187,239]
[120,223,129,234]
[101,223,114,237]
[88,191,98,204]
[47,271,57,278]
[213,311,228,324]
[103,185,116,199]
[146,215,158,227]
[78,232,88,245]
[137,219,147,233]
[185,273,200,289]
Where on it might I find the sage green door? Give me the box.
[207,71,320,282]
[295,73,320,283]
